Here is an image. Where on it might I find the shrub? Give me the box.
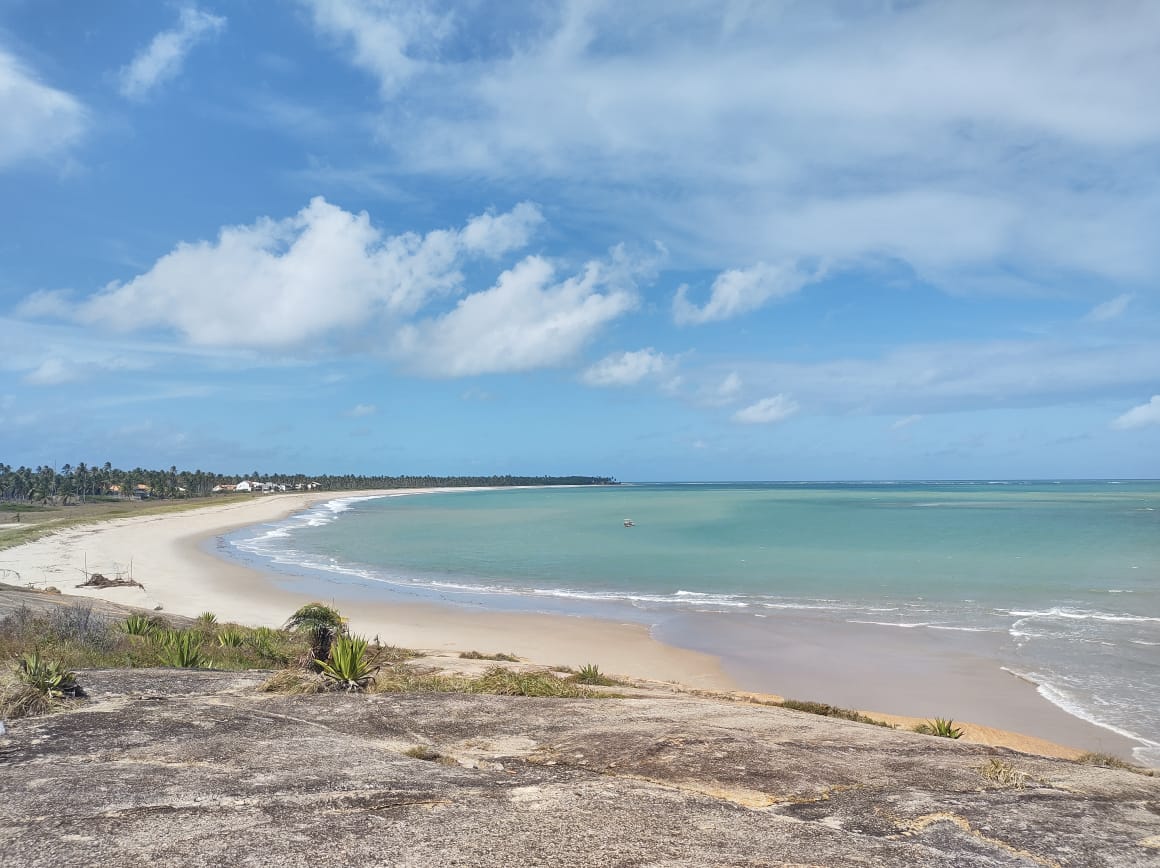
[317,634,378,692]
[914,717,963,739]
[156,630,209,668]
[573,663,616,686]
[404,745,442,761]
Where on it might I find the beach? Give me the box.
[0,489,1147,763]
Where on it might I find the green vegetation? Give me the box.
[914,717,964,739]
[573,663,617,686]
[979,758,1033,788]
[196,612,218,627]
[121,613,156,636]
[217,627,247,647]
[155,631,210,669]
[1075,752,1154,776]
[404,745,442,761]
[285,603,347,670]
[780,699,894,728]
[459,650,520,662]
[316,635,379,692]
[17,651,81,699]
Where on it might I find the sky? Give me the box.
[1,0,1158,481]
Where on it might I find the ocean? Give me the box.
[222,481,1160,764]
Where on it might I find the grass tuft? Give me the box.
[404,745,442,761]
[459,650,520,662]
[258,668,326,694]
[1074,752,1153,775]
[780,698,894,728]
[980,758,1033,788]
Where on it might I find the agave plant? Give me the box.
[573,663,615,686]
[316,634,378,692]
[217,627,246,647]
[122,613,155,636]
[916,717,964,739]
[285,603,347,671]
[196,611,218,627]
[156,630,209,669]
[17,652,81,698]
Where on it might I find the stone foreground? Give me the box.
[2,669,1158,867]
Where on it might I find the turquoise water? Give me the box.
[226,481,1160,761]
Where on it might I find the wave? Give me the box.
[1004,606,1160,624]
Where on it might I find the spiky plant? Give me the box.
[17,652,81,698]
[573,663,616,686]
[915,717,964,739]
[196,611,218,627]
[156,630,209,668]
[316,634,378,692]
[122,613,155,636]
[285,603,347,670]
[217,627,246,647]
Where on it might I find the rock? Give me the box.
[1,668,1157,866]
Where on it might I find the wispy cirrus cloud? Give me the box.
[0,48,86,169]
[733,394,799,425]
[119,6,227,100]
[1085,293,1134,322]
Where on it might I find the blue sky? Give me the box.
[1,0,1158,480]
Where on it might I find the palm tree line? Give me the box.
[0,462,616,504]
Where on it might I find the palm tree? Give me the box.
[284,604,347,671]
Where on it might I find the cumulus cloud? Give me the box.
[1112,395,1160,430]
[119,6,227,100]
[733,394,799,425]
[1085,293,1134,322]
[674,262,814,325]
[580,348,673,387]
[0,49,86,168]
[31,198,543,349]
[393,250,641,376]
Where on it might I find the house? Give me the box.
[212,484,237,494]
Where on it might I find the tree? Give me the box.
[284,604,347,671]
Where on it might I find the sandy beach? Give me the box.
[0,489,1146,762]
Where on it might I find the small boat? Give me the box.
[623,518,635,527]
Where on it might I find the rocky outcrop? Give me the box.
[2,669,1158,866]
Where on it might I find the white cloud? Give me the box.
[1085,293,1134,322]
[34,198,543,349]
[301,0,448,97]
[346,403,376,417]
[119,6,227,100]
[733,394,799,425]
[674,262,814,325]
[394,249,641,377]
[304,1,1160,295]
[1112,395,1160,430]
[23,358,82,386]
[580,348,673,387]
[891,414,923,430]
[0,49,86,168]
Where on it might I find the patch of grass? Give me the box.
[404,745,442,761]
[914,717,964,739]
[572,663,617,686]
[472,666,598,698]
[1075,752,1154,776]
[980,758,1033,788]
[0,673,52,719]
[258,668,326,694]
[459,650,520,662]
[781,698,894,728]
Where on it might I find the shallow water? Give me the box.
[223,481,1160,764]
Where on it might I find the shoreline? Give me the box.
[0,489,1147,763]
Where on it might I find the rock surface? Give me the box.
[2,668,1158,866]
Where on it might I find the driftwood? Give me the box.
[77,572,143,590]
